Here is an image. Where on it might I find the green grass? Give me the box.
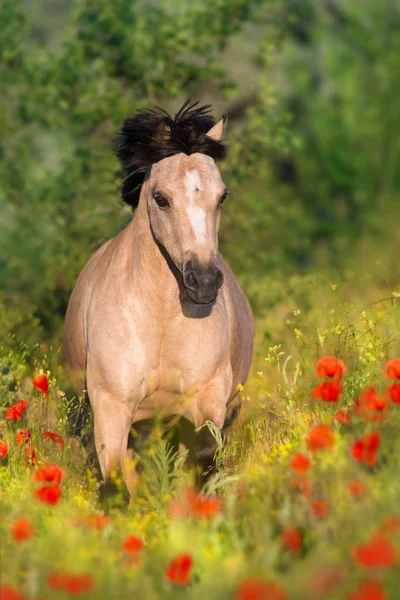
[1,270,400,599]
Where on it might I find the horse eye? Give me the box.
[153,192,170,209]
[219,191,229,205]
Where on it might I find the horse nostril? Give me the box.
[187,272,197,288]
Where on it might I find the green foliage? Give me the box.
[140,438,186,508]
[220,0,400,277]
[1,0,400,342]
[275,0,400,254]
[0,0,26,79]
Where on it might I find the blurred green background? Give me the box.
[1,0,400,348]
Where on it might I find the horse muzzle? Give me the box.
[182,261,224,305]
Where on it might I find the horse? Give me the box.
[62,100,254,498]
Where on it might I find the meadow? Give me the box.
[2,267,400,600]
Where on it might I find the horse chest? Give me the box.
[134,314,231,422]
[135,308,231,397]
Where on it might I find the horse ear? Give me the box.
[154,119,171,142]
[205,115,227,142]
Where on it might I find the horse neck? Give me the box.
[126,185,180,309]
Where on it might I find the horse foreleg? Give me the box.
[91,390,138,502]
[191,376,230,478]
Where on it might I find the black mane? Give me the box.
[115,100,227,208]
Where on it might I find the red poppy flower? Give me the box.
[353,532,396,568]
[386,383,400,404]
[305,565,342,596]
[236,579,286,600]
[123,535,144,555]
[187,489,224,519]
[77,514,110,531]
[381,515,400,535]
[43,431,65,452]
[33,464,64,484]
[65,574,95,594]
[47,572,94,594]
[310,500,330,518]
[47,572,69,590]
[165,553,193,586]
[0,440,8,460]
[32,374,49,397]
[289,453,310,475]
[90,514,109,530]
[384,358,400,379]
[332,408,352,425]
[0,586,26,600]
[348,481,367,499]
[347,579,386,600]
[25,445,37,468]
[280,528,302,553]
[312,380,342,403]
[169,488,224,520]
[16,430,31,445]
[291,477,311,498]
[307,424,335,452]
[315,356,346,379]
[34,484,62,505]
[354,387,389,422]
[11,518,34,542]
[6,400,28,421]
[352,432,380,466]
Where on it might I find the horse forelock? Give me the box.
[115,100,227,209]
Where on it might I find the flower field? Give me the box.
[2,273,400,600]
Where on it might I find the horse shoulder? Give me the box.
[62,238,114,393]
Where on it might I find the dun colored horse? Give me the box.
[63,101,254,497]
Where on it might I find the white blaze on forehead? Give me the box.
[184,169,202,199]
[184,169,206,244]
[187,204,207,245]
